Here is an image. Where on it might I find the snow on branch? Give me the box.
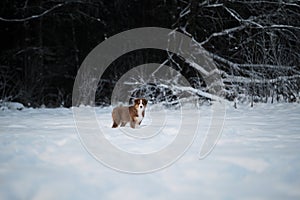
[0,3,67,22]
[171,85,225,102]
[268,24,300,31]
[223,6,263,28]
[234,0,300,8]
[179,3,191,18]
[223,74,300,84]
[200,25,246,46]
[209,52,297,70]
[76,10,105,24]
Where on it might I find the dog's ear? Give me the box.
[142,98,148,105]
[134,99,139,105]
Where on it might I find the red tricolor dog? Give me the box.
[112,98,147,128]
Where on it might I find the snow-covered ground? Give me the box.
[1,103,300,200]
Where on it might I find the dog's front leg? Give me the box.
[130,121,136,128]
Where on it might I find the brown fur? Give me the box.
[112,98,147,128]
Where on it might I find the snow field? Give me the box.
[0,103,300,200]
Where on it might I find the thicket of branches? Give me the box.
[1,0,299,107]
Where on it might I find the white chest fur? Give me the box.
[135,109,144,123]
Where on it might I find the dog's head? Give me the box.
[134,98,147,111]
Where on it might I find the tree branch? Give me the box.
[0,3,67,22]
[76,10,106,25]
[223,74,300,84]
[210,52,297,70]
[223,5,263,28]
[199,24,246,45]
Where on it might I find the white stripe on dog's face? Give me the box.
[138,99,144,110]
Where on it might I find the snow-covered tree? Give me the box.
[173,0,300,105]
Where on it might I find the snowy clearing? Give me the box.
[1,103,300,200]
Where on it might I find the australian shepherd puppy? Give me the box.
[112,98,147,128]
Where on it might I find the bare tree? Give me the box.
[173,0,300,105]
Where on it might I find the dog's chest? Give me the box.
[135,110,144,123]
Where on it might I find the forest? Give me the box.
[1,0,300,108]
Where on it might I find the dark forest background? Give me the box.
[1,0,300,108]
